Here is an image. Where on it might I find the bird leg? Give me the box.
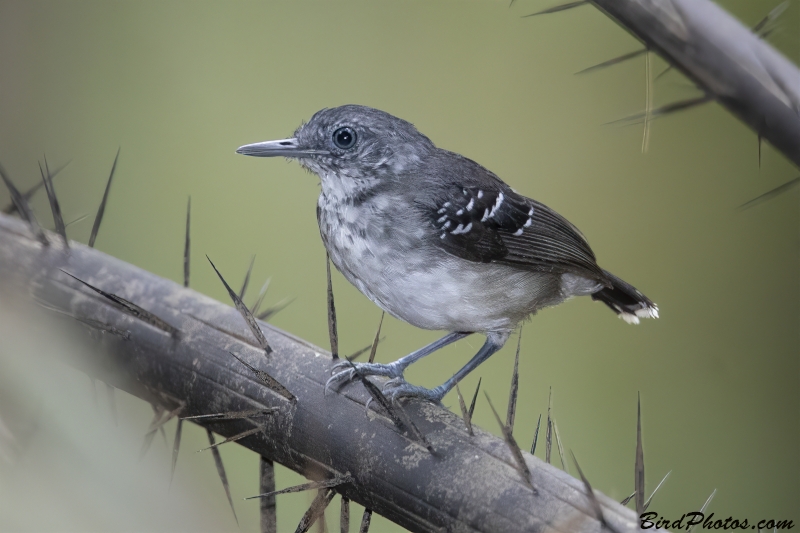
[384,331,509,404]
[325,331,471,394]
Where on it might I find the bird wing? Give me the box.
[422,182,608,282]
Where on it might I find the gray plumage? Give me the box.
[237,105,657,403]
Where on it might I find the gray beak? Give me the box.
[235,138,324,158]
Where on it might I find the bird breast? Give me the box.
[317,190,566,333]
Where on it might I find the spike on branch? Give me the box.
[523,1,587,17]
[59,270,179,336]
[39,157,68,248]
[184,196,191,288]
[0,162,48,245]
[206,429,238,525]
[207,255,273,354]
[506,330,521,432]
[485,392,536,493]
[326,255,339,360]
[89,148,119,248]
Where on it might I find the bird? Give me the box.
[236,105,658,404]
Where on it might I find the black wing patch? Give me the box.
[428,186,607,281]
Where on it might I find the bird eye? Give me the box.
[332,127,357,150]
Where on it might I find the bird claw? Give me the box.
[326,361,404,395]
[384,380,446,405]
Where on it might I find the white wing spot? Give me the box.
[524,217,532,227]
[443,220,452,229]
[477,190,484,199]
[452,222,472,235]
[443,202,451,208]
[466,198,474,211]
[488,192,504,218]
[528,207,534,216]
[437,215,447,223]
[481,208,490,222]
[440,233,446,239]
[513,228,524,236]
[456,209,464,216]
[438,207,446,214]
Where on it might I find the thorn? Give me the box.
[228,351,295,402]
[455,383,473,435]
[197,425,264,453]
[251,278,271,316]
[140,405,165,460]
[60,270,179,336]
[184,196,191,288]
[239,255,256,300]
[553,420,568,473]
[358,509,372,533]
[207,255,272,354]
[643,470,671,511]
[635,392,645,515]
[141,404,183,460]
[65,213,89,228]
[687,489,717,533]
[606,95,713,126]
[260,457,277,533]
[206,429,238,525]
[571,451,617,533]
[170,418,183,488]
[244,474,353,500]
[294,488,336,533]
[642,49,653,154]
[34,297,132,339]
[326,255,339,359]
[256,297,294,321]
[620,491,636,506]
[181,408,278,421]
[506,330,521,432]
[345,336,385,363]
[367,311,384,364]
[523,0,587,17]
[758,132,763,168]
[546,387,552,464]
[39,157,68,248]
[530,413,541,455]
[89,147,120,248]
[738,176,799,211]
[468,377,481,420]
[0,162,49,245]
[753,1,789,37]
[575,49,646,75]
[484,392,536,493]
[654,64,673,81]
[340,496,350,533]
[2,158,69,215]
[340,360,432,452]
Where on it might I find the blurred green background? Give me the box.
[0,1,797,531]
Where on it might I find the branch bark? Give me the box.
[0,213,645,533]
[589,0,800,167]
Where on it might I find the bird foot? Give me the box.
[384,378,446,404]
[325,361,403,394]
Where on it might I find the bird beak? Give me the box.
[235,138,324,158]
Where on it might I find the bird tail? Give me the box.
[591,270,658,324]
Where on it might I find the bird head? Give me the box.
[236,105,435,181]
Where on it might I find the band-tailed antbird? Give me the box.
[237,105,658,403]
